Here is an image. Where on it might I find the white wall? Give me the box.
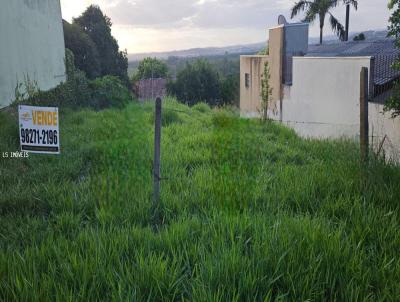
[369,103,400,162]
[281,56,400,162]
[282,57,372,139]
[0,0,66,108]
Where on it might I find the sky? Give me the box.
[60,0,391,54]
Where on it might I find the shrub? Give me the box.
[168,60,221,106]
[134,57,168,81]
[89,76,131,109]
[149,108,182,127]
[27,75,131,110]
[260,61,272,121]
[14,51,131,110]
[15,49,91,108]
[212,110,236,128]
[353,33,366,41]
[162,109,182,126]
[220,75,239,106]
[13,75,40,104]
[192,103,211,113]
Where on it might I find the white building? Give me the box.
[0,0,66,109]
[240,17,400,162]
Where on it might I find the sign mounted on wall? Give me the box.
[18,105,60,154]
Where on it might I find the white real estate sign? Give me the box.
[18,105,60,154]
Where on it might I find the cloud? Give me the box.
[70,0,289,29]
[61,0,390,53]
[113,25,267,53]
[189,0,287,29]
[104,0,198,27]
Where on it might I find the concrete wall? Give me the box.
[281,56,400,162]
[239,23,399,162]
[240,26,284,118]
[240,55,269,117]
[268,26,284,117]
[369,103,400,162]
[0,0,66,108]
[282,57,373,138]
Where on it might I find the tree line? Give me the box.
[18,5,132,110]
[63,5,129,86]
[64,5,239,108]
[133,57,240,107]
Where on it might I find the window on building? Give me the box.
[245,73,250,88]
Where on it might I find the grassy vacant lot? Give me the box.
[1,98,400,301]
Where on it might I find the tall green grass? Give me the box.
[1,98,399,301]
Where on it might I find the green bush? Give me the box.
[18,72,90,109]
[162,109,182,126]
[149,107,182,127]
[192,102,211,113]
[28,74,131,110]
[14,50,131,110]
[168,59,221,106]
[220,75,239,106]
[353,33,366,41]
[134,57,169,81]
[89,76,131,110]
[212,110,236,128]
[15,49,91,108]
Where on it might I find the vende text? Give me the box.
[32,111,58,126]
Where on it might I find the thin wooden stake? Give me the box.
[153,97,162,204]
[360,67,369,164]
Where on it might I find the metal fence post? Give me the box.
[153,97,162,204]
[360,67,369,163]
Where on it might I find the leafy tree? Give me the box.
[63,20,101,79]
[135,57,169,80]
[353,33,366,41]
[220,75,239,106]
[385,0,400,118]
[74,5,129,85]
[291,0,357,44]
[169,60,220,106]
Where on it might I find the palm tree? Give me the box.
[291,0,357,44]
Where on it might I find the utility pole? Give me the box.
[345,1,350,41]
[151,60,154,100]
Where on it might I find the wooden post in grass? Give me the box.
[153,97,162,204]
[360,67,369,163]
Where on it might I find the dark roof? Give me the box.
[307,39,398,57]
[306,39,400,86]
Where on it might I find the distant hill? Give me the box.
[128,42,266,61]
[320,30,389,45]
[128,30,388,62]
